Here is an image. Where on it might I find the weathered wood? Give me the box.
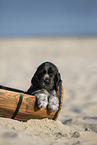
[0,86,63,121]
[54,85,63,120]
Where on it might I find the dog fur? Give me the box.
[27,62,62,112]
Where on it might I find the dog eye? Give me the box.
[40,70,46,75]
[48,67,53,76]
[42,70,46,74]
[37,70,46,78]
[49,74,53,77]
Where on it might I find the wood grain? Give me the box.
[0,88,63,121]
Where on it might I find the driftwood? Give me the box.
[0,85,63,121]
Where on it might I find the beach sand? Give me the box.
[0,37,97,145]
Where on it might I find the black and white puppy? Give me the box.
[27,62,62,112]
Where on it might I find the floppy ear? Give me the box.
[31,70,39,89]
[31,71,37,83]
[27,70,39,94]
[54,72,62,92]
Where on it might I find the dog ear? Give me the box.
[27,70,39,94]
[54,72,62,92]
[31,70,39,87]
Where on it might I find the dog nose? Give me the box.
[44,77,50,84]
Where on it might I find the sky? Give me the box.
[0,0,97,37]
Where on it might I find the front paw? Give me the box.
[34,90,49,110]
[48,95,59,113]
[37,94,48,110]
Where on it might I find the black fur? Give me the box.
[27,62,62,94]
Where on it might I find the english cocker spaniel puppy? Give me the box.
[27,62,62,112]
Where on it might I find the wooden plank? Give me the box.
[0,85,63,121]
[0,89,20,118]
[0,89,56,121]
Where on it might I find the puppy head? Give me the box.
[31,62,62,92]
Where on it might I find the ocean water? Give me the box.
[0,0,97,37]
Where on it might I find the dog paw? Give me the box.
[34,90,49,110]
[37,94,48,110]
[48,95,59,113]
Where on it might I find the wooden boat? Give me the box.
[0,85,63,121]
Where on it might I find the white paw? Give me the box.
[34,90,49,110]
[48,95,59,113]
[37,94,48,110]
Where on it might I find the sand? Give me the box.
[0,37,97,145]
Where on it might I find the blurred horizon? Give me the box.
[0,0,97,37]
